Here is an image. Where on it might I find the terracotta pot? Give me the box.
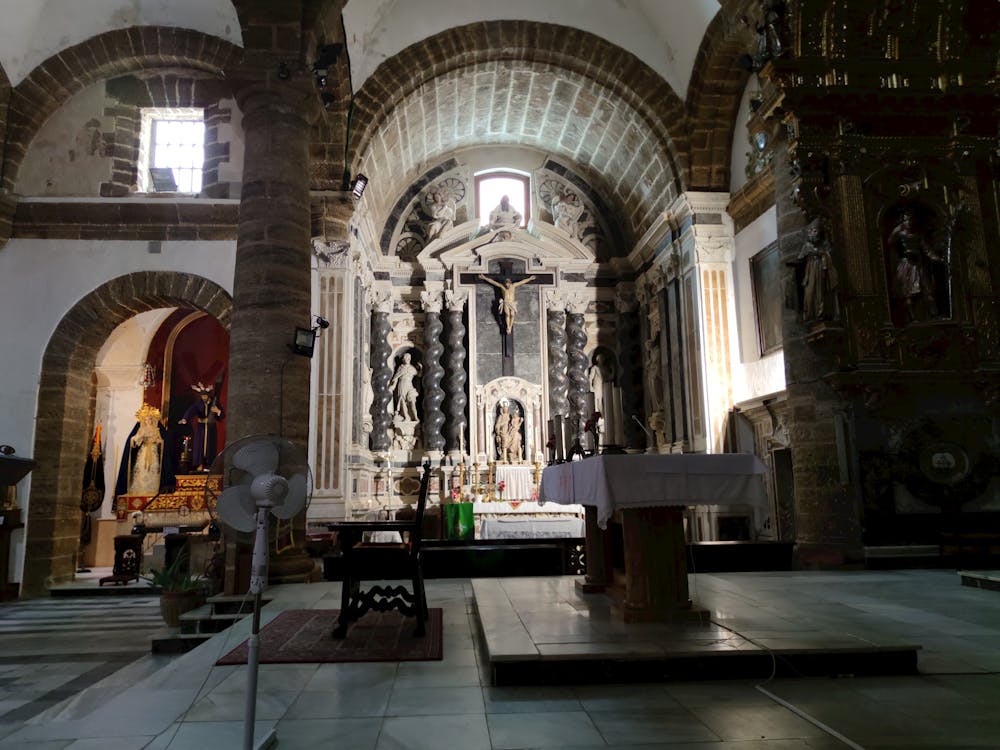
[159,590,204,627]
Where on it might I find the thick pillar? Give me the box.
[223,75,320,585]
[227,88,313,445]
[420,288,446,455]
[443,289,469,454]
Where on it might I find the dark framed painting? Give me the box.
[749,241,782,355]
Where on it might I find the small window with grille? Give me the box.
[138,109,205,193]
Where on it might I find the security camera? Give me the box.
[315,316,330,329]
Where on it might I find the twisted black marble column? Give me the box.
[616,293,642,448]
[421,297,446,452]
[546,307,569,418]
[370,310,393,452]
[444,296,468,453]
[566,310,589,442]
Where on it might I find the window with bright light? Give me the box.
[137,108,205,193]
[476,171,530,227]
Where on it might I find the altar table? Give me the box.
[539,454,767,621]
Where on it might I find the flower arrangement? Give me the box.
[497,480,506,499]
[451,487,459,501]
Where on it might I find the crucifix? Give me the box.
[461,261,551,375]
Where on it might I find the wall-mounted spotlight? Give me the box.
[350,173,369,199]
[277,62,290,80]
[312,43,342,88]
[291,316,331,358]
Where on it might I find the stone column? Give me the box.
[685,192,737,454]
[369,287,394,453]
[443,289,469,455]
[545,290,569,419]
[615,284,642,449]
[227,87,313,447]
[223,72,320,586]
[420,288,446,456]
[565,292,589,447]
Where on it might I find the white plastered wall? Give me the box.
[0,236,236,582]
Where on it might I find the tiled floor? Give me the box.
[0,569,997,748]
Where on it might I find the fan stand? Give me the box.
[243,504,277,750]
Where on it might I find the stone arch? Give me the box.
[2,27,241,192]
[685,12,755,191]
[348,21,689,247]
[22,271,231,597]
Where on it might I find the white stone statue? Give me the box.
[488,195,522,230]
[388,352,421,421]
[552,190,584,239]
[425,191,456,242]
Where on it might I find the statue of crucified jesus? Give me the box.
[478,274,537,334]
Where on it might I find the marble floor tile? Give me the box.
[486,710,605,749]
[378,714,491,750]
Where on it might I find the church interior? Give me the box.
[0,0,998,746]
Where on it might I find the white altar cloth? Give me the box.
[472,500,583,515]
[479,516,585,539]
[539,453,767,528]
[495,464,535,501]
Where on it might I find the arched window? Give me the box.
[476,170,530,227]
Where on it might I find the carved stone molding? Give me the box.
[544,288,568,311]
[368,285,393,314]
[564,291,589,315]
[443,288,468,312]
[419,289,443,313]
[311,238,351,268]
[614,283,638,313]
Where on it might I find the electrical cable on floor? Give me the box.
[755,685,867,750]
[162,582,256,749]
[692,565,867,749]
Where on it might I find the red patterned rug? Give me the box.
[216,608,443,665]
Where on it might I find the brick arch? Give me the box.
[2,26,242,192]
[348,21,690,247]
[21,272,231,598]
[685,12,755,191]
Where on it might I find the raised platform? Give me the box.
[323,537,586,581]
[473,575,921,686]
[959,569,1000,591]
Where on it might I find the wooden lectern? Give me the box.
[0,455,35,600]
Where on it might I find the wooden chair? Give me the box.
[327,462,430,638]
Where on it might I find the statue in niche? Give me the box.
[552,190,584,239]
[888,208,948,324]
[488,195,522,230]
[425,191,456,242]
[389,352,421,422]
[506,412,524,463]
[495,402,511,461]
[588,351,614,412]
[178,382,224,471]
[115,404,173,497]
[794,218,839,323]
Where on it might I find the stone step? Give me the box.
[179,606,250,634]
[150,631,212,655]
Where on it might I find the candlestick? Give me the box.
[554,415,565,460]
[613,386,625,446]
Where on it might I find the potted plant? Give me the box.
[143,551,205,627]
